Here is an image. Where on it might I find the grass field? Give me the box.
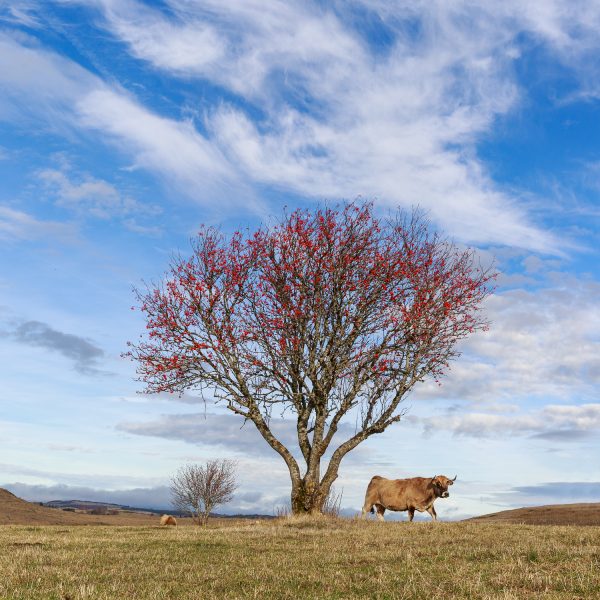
[1,518,598,600]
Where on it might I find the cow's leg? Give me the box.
[361,500,374,519]
[375,504,386,521]
[408,507,415,522]
[427,505,437,521]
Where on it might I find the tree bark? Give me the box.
[289,464,338,515]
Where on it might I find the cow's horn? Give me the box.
[452,475,457,481]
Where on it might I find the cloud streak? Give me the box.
[58,0,598,251]
[119,411,356,460]
[5,2,595,249]
[10,320,106,375]
[0,207,77,243]
[413,403,600,440]
[119,412,302,458]
[0,32,248,211]
[4,482,172,510]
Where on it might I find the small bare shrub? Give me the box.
[171,459,237,526]
[274,505,291,519]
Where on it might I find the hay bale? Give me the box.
[160,514,177,526]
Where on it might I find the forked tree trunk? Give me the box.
[289,467,337,515]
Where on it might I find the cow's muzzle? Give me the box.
[441,492,450,498]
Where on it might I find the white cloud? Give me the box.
[0,0,42,28]
[414,403,600,440]
[0,31,96,123]
[56,0,584,251]
[96,0,226,75]
[75,89,241,203]
[7,0,600,247]
[413,273,600,405]
[6,2,600,249]
[0,206,77,242]
[38,166,161,224]
[0,32,249,210]
[0,1,556,249]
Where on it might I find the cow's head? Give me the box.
[431,475,456,498]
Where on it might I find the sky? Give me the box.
[1,0,599,520]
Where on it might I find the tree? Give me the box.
[128,203,494,515]
[170,460,237,525]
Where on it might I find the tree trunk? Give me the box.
[290,467,337,515]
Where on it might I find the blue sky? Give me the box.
[1,0,599,519]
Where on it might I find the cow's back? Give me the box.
[365,476,404,509]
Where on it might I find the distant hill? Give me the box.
[43,499,182,516]
[0,489,272,525]
[465,503,600,526]
[0,488,157,525]
[43,499,272,520]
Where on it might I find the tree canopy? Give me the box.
[128,203,494,513]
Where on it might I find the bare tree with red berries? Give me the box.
[127,204,494,515]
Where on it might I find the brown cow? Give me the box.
[362,474,456,521]
[160,514,177,527]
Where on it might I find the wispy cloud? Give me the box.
[76,89,244,205]
[37,165,161,229]
[509,481,600,501]
[2,2,588,250]
[0,0,42,28]
[54,0,587,251]
[3,480,280,514]
[413,403,600,440]
[119,412,301,457]
[413,273,600,405]
[0,206,77,242]
[0,462,163,489]
[0,32,250,211]
[483,481,600,508]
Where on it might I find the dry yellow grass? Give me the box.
[1,517,598,599]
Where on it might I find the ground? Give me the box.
[1,489,599,598]
[1,518,598,599]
